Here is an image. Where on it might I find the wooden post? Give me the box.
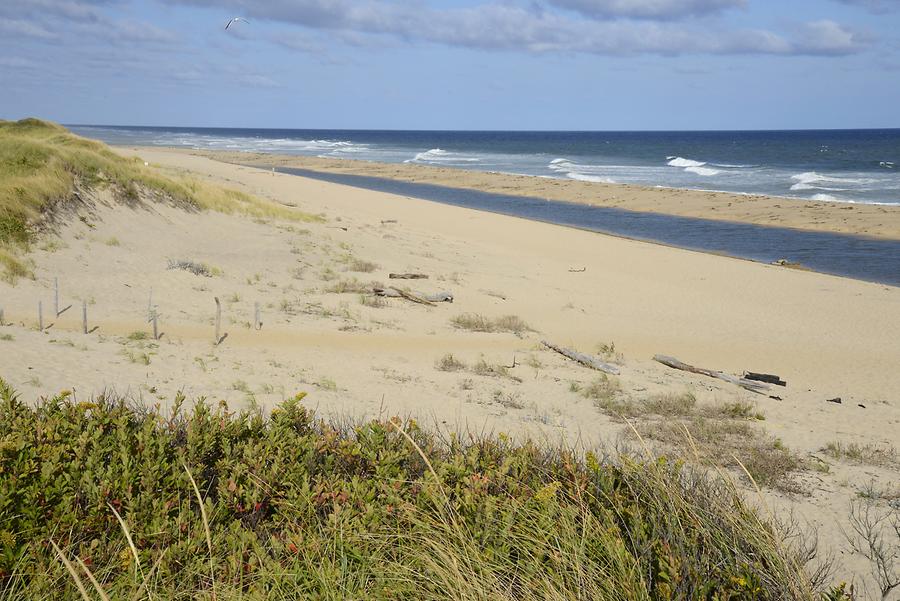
[148,288,153,318]
[38,301,43,332]
[151,309,159,341]
[82,301,88,334]
[254,302,261,330]
[0,307,4,326]
[54,277,59,317]
[214,297,221,343]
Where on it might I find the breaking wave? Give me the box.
[405,148,480,164]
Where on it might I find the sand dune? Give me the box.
[1,148,898,590]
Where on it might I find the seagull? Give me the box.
[225,17,249,30]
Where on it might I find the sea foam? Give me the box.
[405,148,480,164]
[667,156,719,176]
[684,165,720,177]
[667,157,706,168]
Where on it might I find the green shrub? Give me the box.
[0,379,840,599]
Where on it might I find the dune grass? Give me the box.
[0,378,847,599]
[450,313,533,335]
[0,118,320,282]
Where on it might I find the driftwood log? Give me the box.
[389,273,429,280]
[541,340,620,375]
[653,355,770,394]
[372,287,454,305]
[744,372,787,387]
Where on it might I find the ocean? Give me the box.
[69,126,900,206]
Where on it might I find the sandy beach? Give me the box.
[183,149,900,240]
[1,148,898,590]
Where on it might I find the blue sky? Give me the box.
[1,0,899,130]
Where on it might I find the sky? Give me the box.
[1,0,899,130]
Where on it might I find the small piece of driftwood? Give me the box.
[744,372,786,387]
[373,287,453,305]
[542,340,620,375]
[568,267,586,273]
[389,273,429,280]
[826,397,842,404]
[653,354,770,394]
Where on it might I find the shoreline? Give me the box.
[125,146,900,240]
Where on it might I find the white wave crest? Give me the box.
[405,148,480,164]
[667,157,706,168]
[566,172,616,184]
[685,166,720,177]
[789,171,875,191]
[547,158,616,183]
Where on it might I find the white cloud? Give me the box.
[547,0,745,20]
[794,20,870,55]
[0,17,58,39]
[835,0,898,14]
[162,0,871,57]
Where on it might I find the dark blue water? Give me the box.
[71,125,900,205]
[277,167,900,287]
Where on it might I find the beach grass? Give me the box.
[450,313,533,335]
[0,118,320,282]
[0,378,845,599]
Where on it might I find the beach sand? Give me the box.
[183,148,900,239]
[2,148,898,592]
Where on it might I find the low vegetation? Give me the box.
[450,313,532,335]
[0,118,320,282]
[0,379,845,599]
[823,441,898,469]
[167,258,217,278]
[575,386,798,492]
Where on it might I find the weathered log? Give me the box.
[541,340,620,375]
[653,354,769,394]
[372,287,454,305]
[744,372,787,387]
[389,273,429,280]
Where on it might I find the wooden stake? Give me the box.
[214,297,221,344]
[151,309,159,341]
[54,277,59,317]
[82,301,88,334]
[38,301,43,332]
[148,288,153,318]
[254,302,261,330]
[0,307,4,326]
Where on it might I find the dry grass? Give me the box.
[325,278,372,294]
[633,413,802,493]
[435,353,466,372]
[167,258,217,277]
[359,294,388,308]
[581,375,622,408]
[823,441,899,468]
[450,313,533,335]
[345,257,378,273]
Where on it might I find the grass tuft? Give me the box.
[450,313,533,335]
[823,441,898,468]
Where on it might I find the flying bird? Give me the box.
[225,17,249,30]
